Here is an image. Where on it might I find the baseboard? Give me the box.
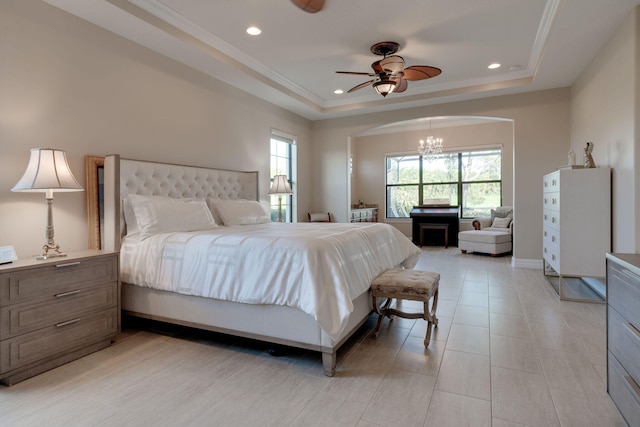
[511,258,543,269]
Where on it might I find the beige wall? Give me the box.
[570,6,639,253]
[0,0,312,258]
[313,89,571,263]
[351,120,514,237]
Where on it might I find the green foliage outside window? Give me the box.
[386,150,502,218]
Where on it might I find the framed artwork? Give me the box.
[85,155,104,249]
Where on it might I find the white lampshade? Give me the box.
[12,148,83,193]
[268,175,293,195]
[373,79,396,97]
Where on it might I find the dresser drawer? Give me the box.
[608,351,640,426]
[0,282,117,339]
[608,261,640,328]
[543,192,560,210]
[608,306,640,385]
[0,307,117,374]
[0,255,117,306]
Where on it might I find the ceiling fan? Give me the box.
[336,41,442,97]
[290,0,326,13]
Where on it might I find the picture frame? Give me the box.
[0,245,18,265]
[85,155,105,249]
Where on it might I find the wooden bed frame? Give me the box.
[99,155,373,376]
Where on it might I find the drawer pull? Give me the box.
[624,322,640,341]
[55,261,81,268]
[55,289,81,298]
[625,375,640,399]
[56,318,81,328]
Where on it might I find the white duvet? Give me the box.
[120,222,421,338]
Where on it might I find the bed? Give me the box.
[102,155,420,375]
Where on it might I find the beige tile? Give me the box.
[489,285,519,299]
[453,305,489,327]
[458,291,489,308]
[446,323,490,355]
[462,280,489,294]
[436,350,491,400]
[411,315,452,342]
[537,348,605,396]
[439,285,462,301]
[548,387,627,427]
[491,366,560,426]
[489,312,532,339]
[393,335,446,376]
[361,369,436,426]
[528,321,583,353]
[437,299,458,317]
[290,391,368,427]
[490,335,543,374]
[424,390,491,427]
[489,296,525,316]
[491,418,528,426]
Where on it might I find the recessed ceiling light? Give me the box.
[334,89,344,94]
[246,26,261,36]
[488,63,501,69]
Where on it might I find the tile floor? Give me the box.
[0,247,628,426]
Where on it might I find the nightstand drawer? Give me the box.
[0,255,117,306]
[0,307,117,373]
[608,261,640,328]
[608,306,640,384]
[0,282,117,339]
[608,351,640,426]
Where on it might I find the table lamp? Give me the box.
[12,148,83,259]
[267,175,293,222]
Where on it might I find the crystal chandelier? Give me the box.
[417,120,443,161]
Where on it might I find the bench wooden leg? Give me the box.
[423,289,439,347]
[371,295,393,339]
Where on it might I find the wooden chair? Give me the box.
[308,212,331,222]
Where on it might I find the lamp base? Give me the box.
[37,243,67,260]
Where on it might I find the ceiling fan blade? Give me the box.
[290,0,325,13]
[393,78,408,93]
[380,55,404,73]
[402,65,442,80]
[336,71,376,76]
[371,60,383,74]
[347,80,375,93]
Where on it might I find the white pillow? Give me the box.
[491,216,512,228]
[122,196,139,236]
[209,199,271,226]
[127,194,217,238]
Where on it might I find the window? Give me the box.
[270,132,296,222]
[386,149,501,218]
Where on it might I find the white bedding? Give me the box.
[120,222,420,338]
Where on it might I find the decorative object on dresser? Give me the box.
[584,141,596,168]
[0,250,119,386]
[542,167,611,302]
[267,174,293,222]
[605,253,640,425]
[11,148,83,259]
[350,204,378,222]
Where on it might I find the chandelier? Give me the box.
[417,120,443,160]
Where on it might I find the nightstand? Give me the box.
[0,250,119,386]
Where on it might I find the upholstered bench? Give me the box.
[458,229,512,256]
[370,269,439,347]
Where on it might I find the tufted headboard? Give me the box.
[103,155,258,251]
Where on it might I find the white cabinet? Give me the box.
[542,167,611,301]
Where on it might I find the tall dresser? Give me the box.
[542,167,611,301]
[0,250,119,385]
[606,253,640,426]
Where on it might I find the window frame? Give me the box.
[385,148,502,219]
[270,131,297,222]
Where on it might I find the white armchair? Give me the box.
[458,207,513,256]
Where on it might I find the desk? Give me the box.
[410,207,459,246]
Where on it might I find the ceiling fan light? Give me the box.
[373,80,396,97]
